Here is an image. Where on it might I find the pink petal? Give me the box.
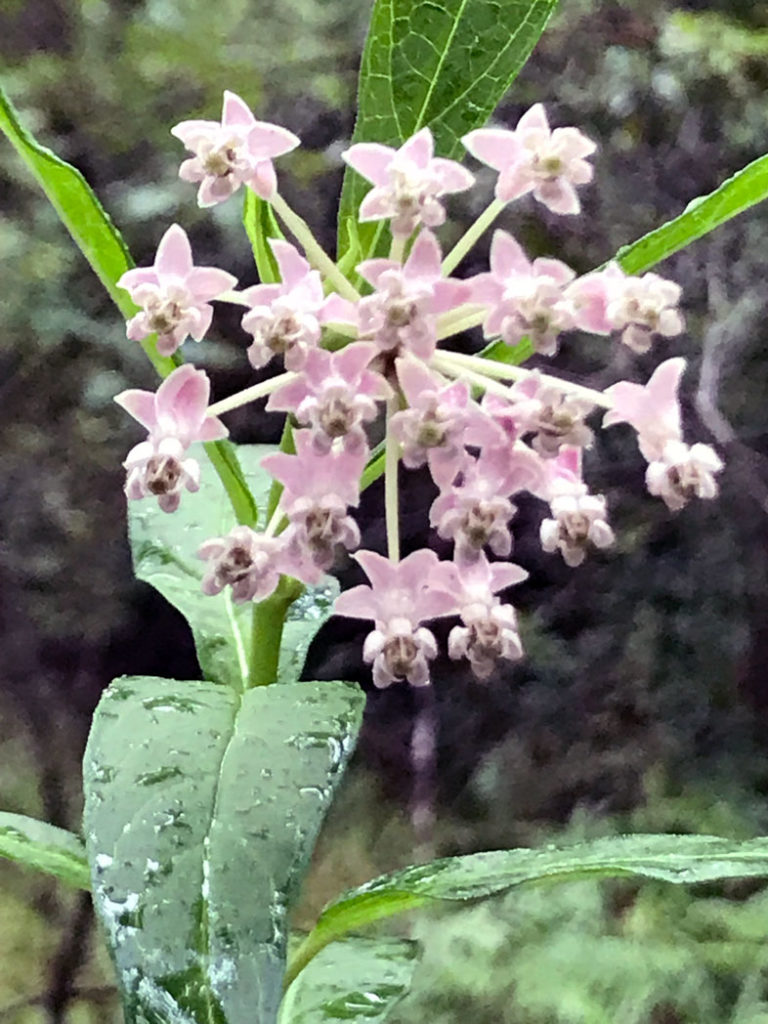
[432,279,471,314]
[221,90,256,128]
[341,143,395,186]
[118,267,159,292]
[197,415,229,441]
[320,293,359,326]
[356,257,396,289]
[266,376,311,412]
[358,188,396,221]
[248,160,277,200]
[470,272,504,306]
[185,266,238,300]
[404,230,442,280]
[335,341,379,382]
[399,128,434,170]
[154,224,194,278]
[270,240,311,289]
[517,103,550,133]
[333,584,380,621]
[246,122,301,159]
[534,179,580,215]
[114,389,158,430]
[240,283,283,308]
[490,231,531,279]
[156,365,209,432]
[170,120,219,147]
[353,550,399,594]
[462,128,522,171]
[489,562,529,591]
[552,126,596,159]
[495,162,535,203]
[395,356,440,405]
[430,158,475,194]
[532,258,575,285]
[187,304,213,342]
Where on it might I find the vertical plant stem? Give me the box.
[248,576,303,688]
[441,197,506,275]
[385,395,400,562]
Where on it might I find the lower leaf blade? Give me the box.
[83,675,365,1024]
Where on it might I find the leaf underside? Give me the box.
[0,811,89,890]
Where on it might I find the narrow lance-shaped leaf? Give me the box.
[286,833,768,985]
[339,0,559,258]
[128,444,271,689]
[0,84,176,379]
[278,936,418,1024]
[244,186,286,284]
[0,811,90,890]
[84,675,365,1024]
[614,152,768,274]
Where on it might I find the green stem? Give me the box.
[248,576,303,688]
[436,304,487,340]
[270,192,361,302]
[441,197,506,276]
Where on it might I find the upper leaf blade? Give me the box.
[339,0,558,254]
[279,936,418,1024]
[128,444,274,688]
[0,811,89,890]
[288,834,768,983]
[83,675,365,1024]
[0,84,176,379]
[614,153,768,274]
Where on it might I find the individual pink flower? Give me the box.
[240,240,352,371]
[198,527,283,603]
[568,263,684,352]
[505,375,594,458]
[171,90,299,205]
[646,440,723,511]
[603,357,685,461]
[267,342,390,453]
[342,128,474,237]
[390,356,496,489]
[334,549,458,688]
[471,231,576,355]
[430,554,528,679]
[357,231,470,360]
[260,430,367,581]
[117,225,237,356]
[463,104,596,214]
[540,486,615,567]
[430,445,545,562]
[115,365,227,513]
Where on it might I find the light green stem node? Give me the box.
[441,197,506,276]
[270,192,361,302]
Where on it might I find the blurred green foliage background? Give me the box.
[3,0,768,1021]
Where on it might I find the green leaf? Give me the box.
[128,444,273,689]
[615,153,768,274]
[287,834,768,984]
[0,811,89,890]
[0,83,176,379]
[244,187,286,284]
[83,675,365,1024]
[339,0,559,257]
[278,579,340,686]
[279,936,418,1024]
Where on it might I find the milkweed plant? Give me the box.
[3,0,768,1021]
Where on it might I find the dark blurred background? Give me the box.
[3,0,768,1021]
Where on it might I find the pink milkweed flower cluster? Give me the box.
[114,91,724,687]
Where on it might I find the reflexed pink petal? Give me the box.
[114,389,158,430]
[156,365,209,430]
[118,267,159,291]
[240,283,283,308]
[249,159,277,199]
[335,341,379,381]
[246,122,301,158]
[404,230,442,280]
[432,279,471,313]
[270,240,311,289]
[534,179,580,215]
[495,162,534,203]
[353,549,399,594]
[359,188,395,221]
[552,126,597,159]
[333,584,381,621]
[170,120,219,146]
[187,304,213,341]
[154,224,194,278]
[320,292,359,325]
[356,257,396,288]
[517,103,549,133]
[186,266,238,299]
[462,128,522,170]
[399,128,434,169]
[395,356,440,404]
[197,415,229,441]
[532,258,575,285]
[221,90,256,128]
[341,143,395,185]
[489,231,530,279]
[430,158,474,193]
